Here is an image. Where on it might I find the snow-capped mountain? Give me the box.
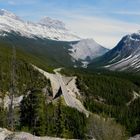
[0,9,109,67]
[89,32,140,72]
[0,9,80,41]
[104,33,140,71]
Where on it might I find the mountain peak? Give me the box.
[0,9,21,20]
[69,38,108,61]
[125,31,140,40]
[38,16,66,30]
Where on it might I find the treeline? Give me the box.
[76,73,140,136]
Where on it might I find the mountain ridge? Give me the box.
[0,9,80,41]
[89,32,140,72]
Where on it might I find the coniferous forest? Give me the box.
[0,44,140,140]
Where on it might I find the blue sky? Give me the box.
[0,0,140,48]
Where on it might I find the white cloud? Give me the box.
[63,15,140,48]
[38,8,140,48]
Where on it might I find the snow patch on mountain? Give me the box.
[0,9,80,41]
[105,51,140,71]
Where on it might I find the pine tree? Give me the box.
[20,90,46,136]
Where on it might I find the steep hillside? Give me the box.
[61,68,140,137]
[89,33,140,72]
[0,32,78,68]
[79,73,140,137]
[0,43,50,96]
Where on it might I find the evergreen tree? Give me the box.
[20,90,46,136]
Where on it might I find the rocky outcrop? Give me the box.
[0,94,23,109]
[0,128,78,140]
[129,134,140,140]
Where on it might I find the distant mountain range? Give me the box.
[0,9,80,41]
[0,9,140,72]
[0,9,108,68]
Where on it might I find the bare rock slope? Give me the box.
[33,65,90,117]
